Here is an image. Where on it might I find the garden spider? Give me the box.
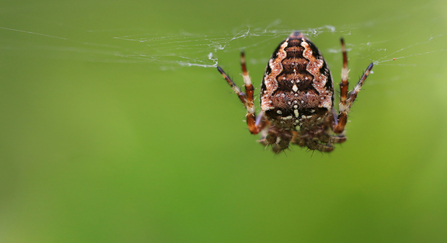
[217,31,373,153]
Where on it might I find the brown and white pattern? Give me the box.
[217,31,373,153]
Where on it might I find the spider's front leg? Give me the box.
[217,52,268,134]
[333,38,374,134]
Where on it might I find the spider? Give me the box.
[217,31,373,153]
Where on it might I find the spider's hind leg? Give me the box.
[333,38,373,134]
[217,51,268,134]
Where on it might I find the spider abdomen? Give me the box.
[261,31,334,130]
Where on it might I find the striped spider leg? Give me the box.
[217,52,269,135]
[332,38,374,134]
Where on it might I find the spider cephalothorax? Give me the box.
[217,31,373,153]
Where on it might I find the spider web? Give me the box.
[1,1,446,76]
[109,23,340,68]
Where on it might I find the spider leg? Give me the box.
[333,38,373,133]
[346,63,373,107]
[329,134,347,144]
[217,52,268,134]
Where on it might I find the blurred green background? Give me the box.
[1,0,447,242]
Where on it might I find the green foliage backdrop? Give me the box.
[1,0,447,242]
